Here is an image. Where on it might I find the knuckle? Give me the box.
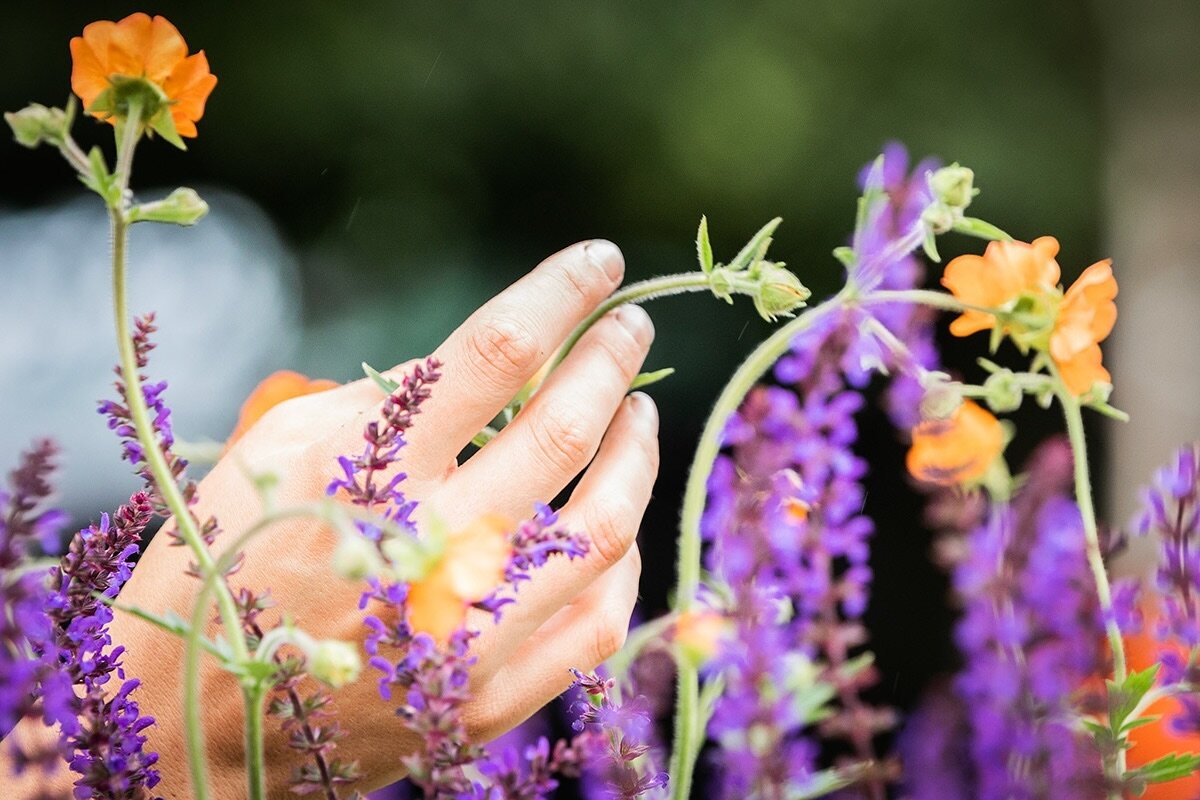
[556,260,600,306]
[584,497,636,567]
[590,609,630,665]
[530,404,593,473]
[463,319,540,388]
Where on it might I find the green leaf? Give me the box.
[953,216,1012,242]
[362,362,400,394]
[696,215,714,274]
[630,367,675,390]
[786,767,855,799]
[1109,663,1161,731]
[727,217,782,272]
[1131,752,1200,784]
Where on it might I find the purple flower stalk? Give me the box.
[702,145,936,799]
[568,671,667,800]
[1135,443,1200,734]
[952,440,1105,799]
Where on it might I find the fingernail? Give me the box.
[584,239,625,284]
[615,304,654,346]
[629,391,658,426]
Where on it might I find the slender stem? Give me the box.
[606,613,677,679]
[108,103,249,798]
[1057,386,1129,790]
[243,685,269,800]
[668,291,848,800]
[548,272,714,373]
[184,573,218,799]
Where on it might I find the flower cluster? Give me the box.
[952,440,1106,799]
[1135,443,1200,734]
[569,671,668,799]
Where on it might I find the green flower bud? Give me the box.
[308,639,361,688]
[332,535,383,581]
[921,203,957,235]
[918,371,964,421]
[983,369,1024,413]
[5,103,68,149]
[751,262,810,322]
[930,163,977,210]
[127,187,209,226]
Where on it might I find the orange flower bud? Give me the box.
[675,610,729,665]
[907,400,1004,486]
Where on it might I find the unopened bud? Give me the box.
[921,203,957,235]
[332,535,383,581]
[930,164,977,210]
[5,103,68,149]
[674,610,730,667]
[308,639,361,688]
[751,262,810,322]
[127,187,209,226]
[983,369,1023,413]
[919,372,964,421]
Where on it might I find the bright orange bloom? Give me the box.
[1050,260,1118,396]
[228,370,338,444]
[941,236,1062,337]
[907,400,1004,486]
[407,515,513,643]
[70,13,216,137]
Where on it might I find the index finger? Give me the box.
[402,240,625,470]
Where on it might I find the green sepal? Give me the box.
[832,246,856,270]
[786,768,855,800]
[727,217,782,272]
[922,229,941,263]
[630,368,675,390]
[696,215,714,275]
[954,216,1012,242]
[80,145,121,205]
[362,362,400,394]
[147,103,186,150]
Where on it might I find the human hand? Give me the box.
[9,240,659,798]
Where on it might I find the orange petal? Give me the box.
[228,370,339,444]
[406,573,467,644]
[69,36,111,111]
[907,400,1004,486]
[1062,259,1118,341]
[1053,343,1110,397]
[445,514,512,601]
[105,12,155,78]
[142,15,188,82]
[165,52,217,133]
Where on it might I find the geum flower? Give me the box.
[405,514,513,643]
[907,399,1005,487]
[70,12,216,141]
[941,236,1117,397]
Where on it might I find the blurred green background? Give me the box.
[2,0,1136,769]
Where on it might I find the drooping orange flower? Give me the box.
[228,370,339,445]
[941,236,1062,337]
[70,13,216,137]
[907,400,1004,486]
[1050,260,1118,396]
[407,515,513,642]
[674,610,730,664]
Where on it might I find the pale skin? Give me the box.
[5,240,659,798]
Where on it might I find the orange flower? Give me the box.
[674,610,730,665]
[407,515,513,643]
[70,13,216,137]
[941,236,1061,337]
[1050,260,1118,396]
[228,370,338,445]
[907,400,1004,486]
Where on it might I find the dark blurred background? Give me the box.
[3,1,1198,794]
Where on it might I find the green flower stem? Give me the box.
[243,685,269,799]
[108,102,250,799]
[668,291,848,800]
[606,613,677,679]
[1057,385,1129,790]
[548,272,717,373]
